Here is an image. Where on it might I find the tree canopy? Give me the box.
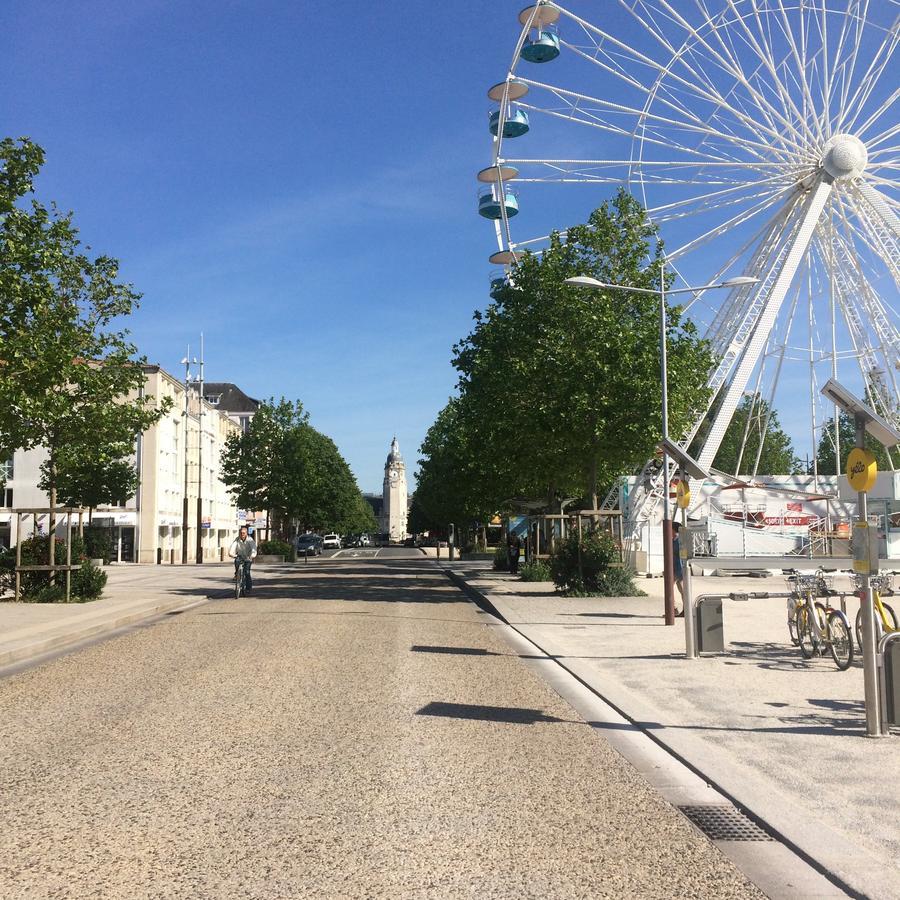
[0,137,166,507]
[221,399,375,536]
[414,191,714,527]
[712,393,800,475]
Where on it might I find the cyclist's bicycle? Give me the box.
[851,570,899,653]
[785,568,854,670]
[234,560,251,599]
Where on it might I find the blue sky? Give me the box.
[3,1,894,489]
[2,0,524,491]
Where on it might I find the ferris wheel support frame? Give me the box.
[694,175,836,475]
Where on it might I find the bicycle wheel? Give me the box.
[787,600,800,646]
[798,605,817,659]
[827,611,853,671]
[857,601,899,652]
[234,568,242,600]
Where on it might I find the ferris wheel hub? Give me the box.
[821,134,868,180]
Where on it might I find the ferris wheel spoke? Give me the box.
[840,11,900,134]
[770,0,828,146]
[517,77,786,159]
[551,4,808,151]
[866,112,900,150]
[661,182,800,261]
[853,85,900,146]
[721,0,819,148]
[643,0,812,147]
[646,170,799,220]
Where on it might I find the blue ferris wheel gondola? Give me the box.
[478,188,519,220]
[489,106,530,138]
[521,28,560,63]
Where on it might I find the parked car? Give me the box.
[296,534,323,557]
[322,533,342,550]
[359,533,372,547]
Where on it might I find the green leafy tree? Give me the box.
[412,398,498,531]
[0,137,166,527]
[221,399,374,536]
[418,190,713,517]
[54,451,137,522]
[816,412,896,475]
[712,393,800,475]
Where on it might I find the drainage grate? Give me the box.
[678,805,775,842]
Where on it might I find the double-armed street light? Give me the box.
[565,267,759,624]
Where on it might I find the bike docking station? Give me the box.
[822,379,900,737]
[657,438,714,659]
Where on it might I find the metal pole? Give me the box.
[196,333,204,564]
[660,260,675,626]
[182,348,190,564]
[682,466,697,659]
[856,414,883,737]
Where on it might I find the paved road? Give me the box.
[0,554,761,898]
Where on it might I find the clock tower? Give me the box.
[382,436,408,542]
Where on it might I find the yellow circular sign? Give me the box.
[847,447,877,492]
[676,481,691,509]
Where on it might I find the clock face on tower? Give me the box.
[389,469,398,481]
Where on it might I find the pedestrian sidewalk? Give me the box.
[0,564,229,669]
[445,561,900,900]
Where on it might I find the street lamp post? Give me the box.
[565,271,758,624]
[195,334,205,565]
[180,349,195,565]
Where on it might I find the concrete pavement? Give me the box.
[0,553,762,898]
[447,562,900,900]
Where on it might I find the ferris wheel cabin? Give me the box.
[519,4,561,63]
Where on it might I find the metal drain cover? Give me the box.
[678,805,774,842]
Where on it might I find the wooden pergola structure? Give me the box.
[12,507,87,602]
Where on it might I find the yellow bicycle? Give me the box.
[785,569,854,670]
[852,571,899,652]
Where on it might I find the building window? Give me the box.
[0,459,12,482]
[207,395,221,406]
[240,416,251,433]
[2,489,12,508]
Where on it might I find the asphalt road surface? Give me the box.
[0,553,762,899]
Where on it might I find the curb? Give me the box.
[0,595,208,670]
[442,567,871,900]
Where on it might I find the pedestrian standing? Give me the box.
[507,531,522,575]
[672,521,684,617]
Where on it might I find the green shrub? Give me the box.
[6,534,105,602]
[492,546,509,571]
[519,560,552,582]
[258,539,292,556]
[549,531,645,596]
[27,584,68,603]
[72,561,107,599]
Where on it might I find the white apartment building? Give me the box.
[0,365,243,563]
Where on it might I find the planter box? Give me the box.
[255,554,284,564]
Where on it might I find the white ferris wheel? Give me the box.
[480,0,900,524]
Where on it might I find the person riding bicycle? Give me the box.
[229,526,257,595]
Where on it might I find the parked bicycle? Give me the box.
[850,570,899,653]
[784,568,854,670]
